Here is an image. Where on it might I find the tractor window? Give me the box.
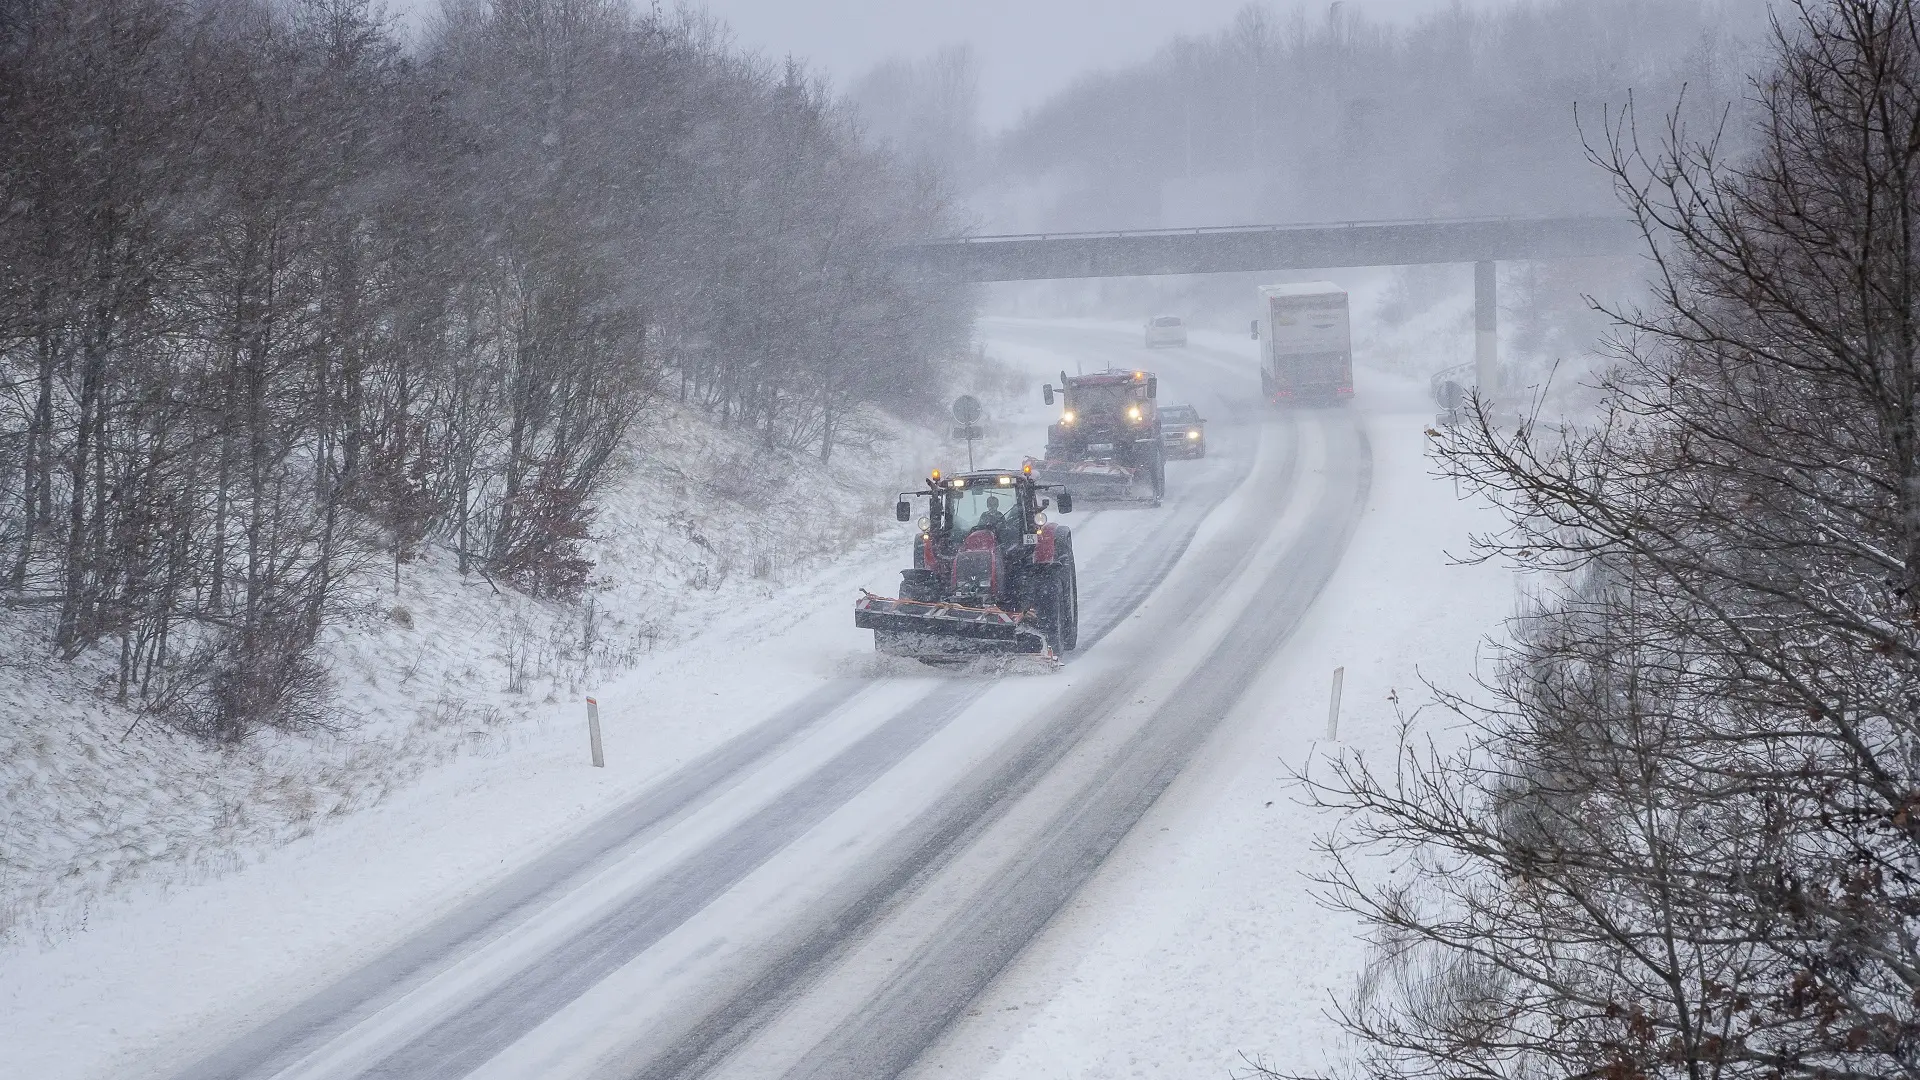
[943,484,1024,540]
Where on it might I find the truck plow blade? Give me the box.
[1024,456,1155,502]
[854,591,1050,657]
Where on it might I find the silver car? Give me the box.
[1159,404,1207,459]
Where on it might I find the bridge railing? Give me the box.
[895,214,1644,282]
[916,213,1625,246]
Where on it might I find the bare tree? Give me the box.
[1292,5,1920,1080]
[0,0,969,738]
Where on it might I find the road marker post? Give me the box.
[1327,667,1345,741]
[586,697,605,768]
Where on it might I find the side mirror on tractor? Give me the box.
[895,499,912,522]
[1250,319,1260,340]
[1043,384,1054,406]
[1147,376,1157,398]
[1056,492,1074,514]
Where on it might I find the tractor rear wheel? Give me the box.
[1062,564,1079,652]
[1037,566,1073,656]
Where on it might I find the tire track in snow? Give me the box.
[356,680,989,1080]
[175,679,866,1080]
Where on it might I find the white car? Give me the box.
[1144,315,1187,348]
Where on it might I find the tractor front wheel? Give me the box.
[899,569,940,602]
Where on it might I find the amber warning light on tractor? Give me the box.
[930,468,941,483]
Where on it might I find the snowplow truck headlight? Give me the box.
[1127,405,1141,421]
[1060,411,1075,425]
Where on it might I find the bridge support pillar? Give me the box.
[1474,260,1497,398]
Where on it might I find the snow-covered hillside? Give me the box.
[0,364,1030,948]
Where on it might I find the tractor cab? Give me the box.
[894,468,1072,595]
[917,470,1060,551]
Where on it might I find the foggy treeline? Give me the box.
[847,45,981,190]
[1294,5,1920,1080]
[986,0,1768,232]
[0,0,967,740]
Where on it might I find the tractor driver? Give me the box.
[975,494,1021,546]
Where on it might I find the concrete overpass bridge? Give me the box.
[902,214,1643,391]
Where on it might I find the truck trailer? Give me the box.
[1256,282,1353,405]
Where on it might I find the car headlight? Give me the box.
[1187,430,1200,439]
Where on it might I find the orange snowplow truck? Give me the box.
[1025,368,1165,505]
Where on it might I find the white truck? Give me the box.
[1254,282,1353,405]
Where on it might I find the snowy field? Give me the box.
[0,318,1514,1080]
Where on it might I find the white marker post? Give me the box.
[1327,667,1345,741]
[586,697,605,768]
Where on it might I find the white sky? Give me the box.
[698,0,1499,129]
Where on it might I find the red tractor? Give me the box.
[855,467,1079,661]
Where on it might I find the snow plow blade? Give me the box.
[1024,457,1155,502]
[854,591,1050,657]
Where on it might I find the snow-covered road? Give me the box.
[9,318,1455,1080]
[157,320,1364,1080]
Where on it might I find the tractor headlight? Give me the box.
[1127,405,1141,422]
[1187,429,1200,439]
[1060,411,1075,425]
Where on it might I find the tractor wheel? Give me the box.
[1062,564,1079,652]
[899,570,940,603]
[1038,567,1073,656]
